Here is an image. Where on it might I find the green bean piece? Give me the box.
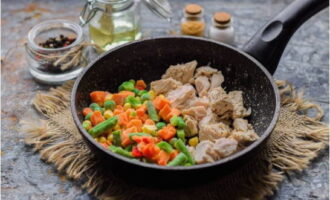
[125,96,142,108]
[93,107,103,113]
[85,112,93,120]
[138,90,148,97]
[141,93,151,101]
[170,116,186,129]
[167,153,187,166]
[169,138,178,147]
[147,101,159,122]
[109,146,133,158]
[129,79,135,85]
[128,132,150,140]
[104,100,116,110]
[90,103,101,111]
[118,81,135,91]
[156,141,173,153]
[112,130,121,146]
[177,129,186,143]
[88,116,118,137]
[125,145,133,152]
[184,163,192,167]
[175,139,195,165]
[82,120,92,130]
[156,122,166,130]
[132,88,140,95]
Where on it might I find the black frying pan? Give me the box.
[71,0,328,188]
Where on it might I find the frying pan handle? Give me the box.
[242,0,329,74]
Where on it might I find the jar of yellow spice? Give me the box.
[181,4,205,36]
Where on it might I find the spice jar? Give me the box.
[25,20,87,85]
[208,12,235,45]
[80,0,172,52]
[181,4,205,36]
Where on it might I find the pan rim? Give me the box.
[71,36,281,171]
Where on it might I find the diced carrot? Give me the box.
[159,104,172,121]
[90,111,105,126]
[153,150,170,166]
[121,127,137,146]
[167,108,181,120]
[140,113,149,122]
[112,91,134,106]
[135,80,147,90]
[169,150,179,160]
[157,125,176,141]
[90,91,106,105]
[114,105,124,115]
[136,105,147,117]
[127,119,143,132]
[140,143,161,158]
[132,135,155,144]
[82,107,93,116]
[118,112,129,127]
[153,97,170,110]
[144,119,155,125]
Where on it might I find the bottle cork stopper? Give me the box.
[185,4,203,15]
[213,12,231,24]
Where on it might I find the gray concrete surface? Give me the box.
[1,0,329,199]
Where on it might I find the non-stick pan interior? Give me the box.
[74,37,277,137]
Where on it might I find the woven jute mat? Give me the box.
[22,80,329,200]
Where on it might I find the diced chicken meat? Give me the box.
[233,118,249,131]
[162,60,197,84]
[209,90,251,119]
[150,78,182,95]
[195,66,218,78]
[194,76,210,97]
[183,115,199,137]
[166,84,196,109]
[210,72,224,89]
[193,141,218,164]
[182,106,207,120]
[228,91,251,119]
[189,96,210,109]
[198,108,217,127]
[208,87,227,102]
[230,129,259,145]
[199,122,231,141]
[213,138,238,158]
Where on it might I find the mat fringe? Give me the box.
[22,80,329,200]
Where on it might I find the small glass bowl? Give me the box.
[26,19,87,85]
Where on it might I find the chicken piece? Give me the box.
[183,115,199,137]
[194,76,210,97]
[230,129,259,145]
[199,108,217,127]
[193,141,217,164]
[199,122,231,141]
[162,60,197,84]
[208,87,227,102]
[233,118,249,131]
[189,96,210,109]
[210,90,251,119]
[228,91,251,119]
[210,72,224,89]
[213,138,238,158]
[150,78,182,95]
[166,84,196,109]
[195,66,218,78]
[182,106,207,120]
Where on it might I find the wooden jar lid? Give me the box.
[213,12,231,24]
[185,4,203,15]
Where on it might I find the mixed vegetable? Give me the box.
[81,79,196,166]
